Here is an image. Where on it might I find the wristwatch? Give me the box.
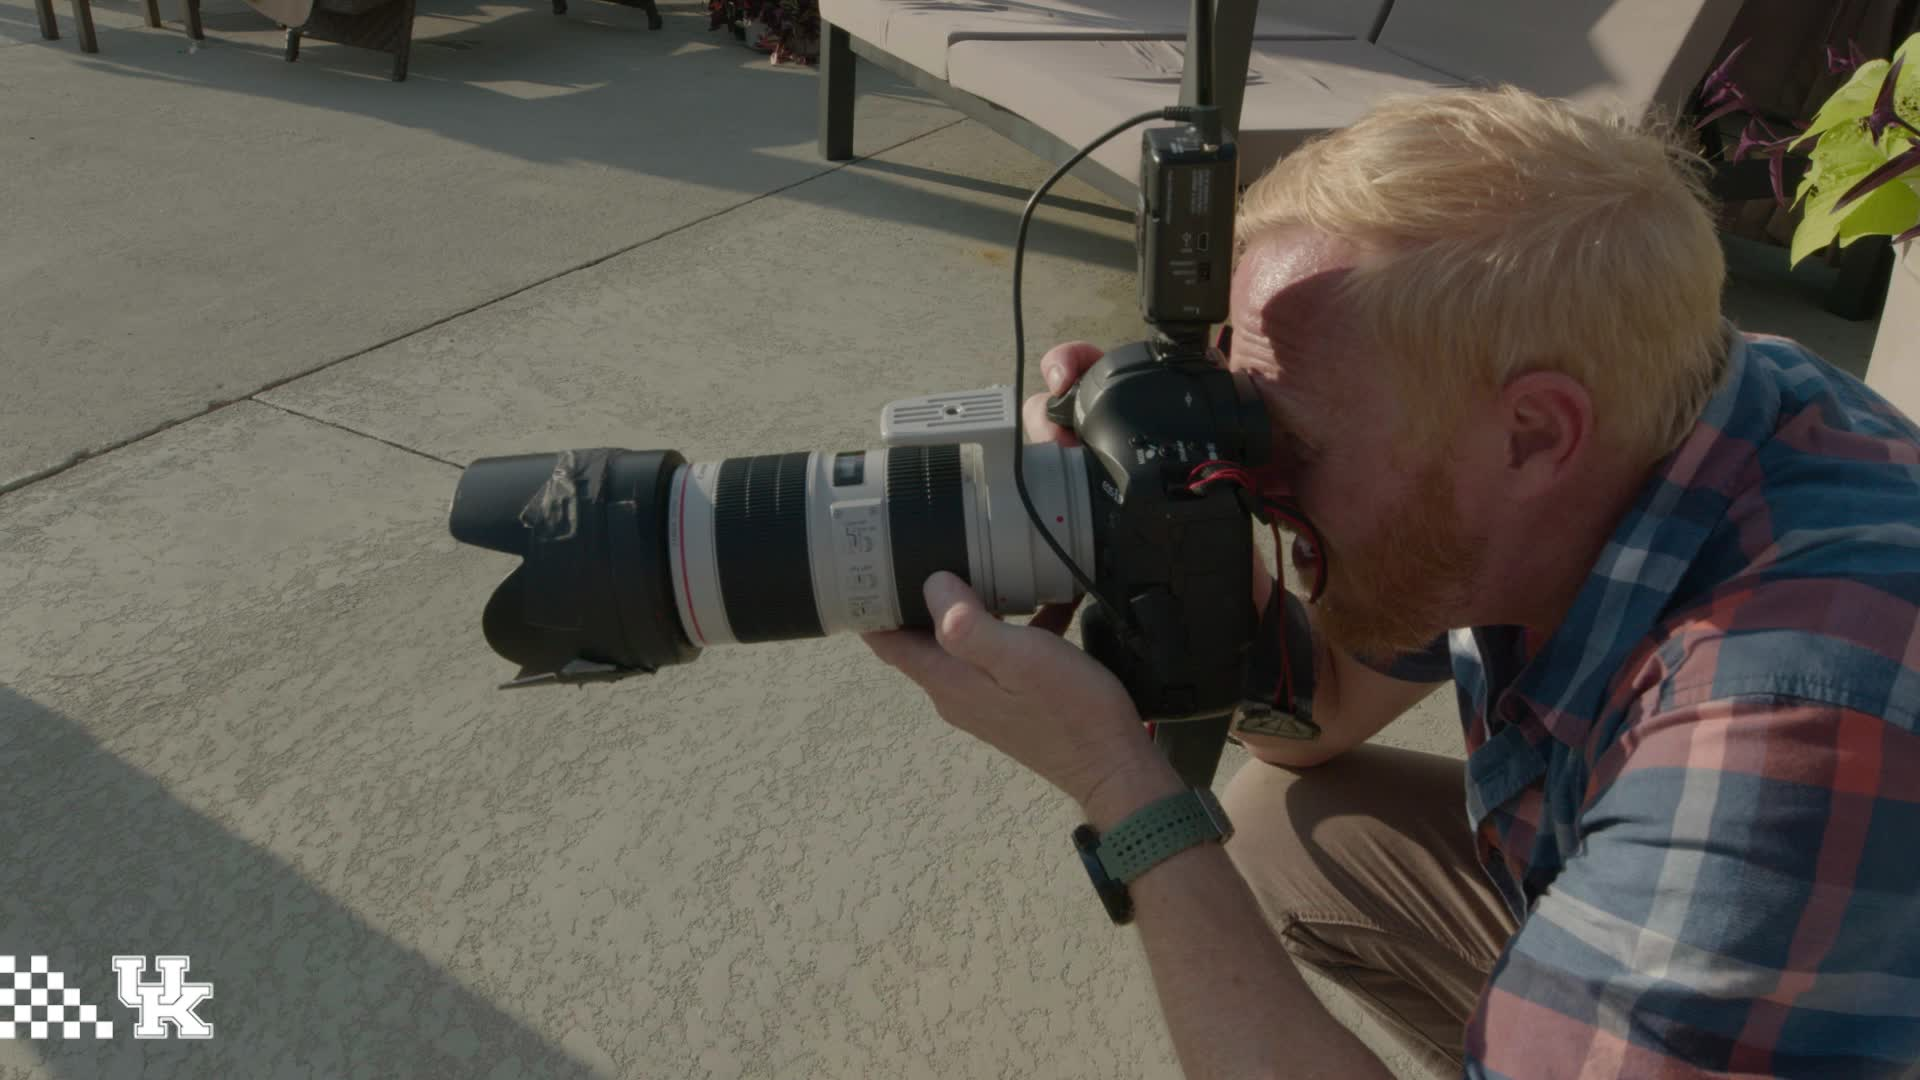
[1072,787,1234,925]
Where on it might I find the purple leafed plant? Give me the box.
[710,0,820,63]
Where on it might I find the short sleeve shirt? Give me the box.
[1430,332,1920,1076]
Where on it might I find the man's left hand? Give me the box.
[863,571,1167,811]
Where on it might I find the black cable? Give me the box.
[1011,106,1213,628]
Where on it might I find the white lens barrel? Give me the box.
[807,449,914,636]
[966,441,1096,615]
[664,445,1093,646]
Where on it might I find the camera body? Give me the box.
[1064,340,1268,721]
[1056,113,1264,721]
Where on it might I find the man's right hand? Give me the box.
[1021,340,1105,451]
[1027,340,1285,612]
[1018,342,1105,633]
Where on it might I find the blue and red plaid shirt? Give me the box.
[1394,331,1920,1076]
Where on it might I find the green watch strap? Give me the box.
[1095,788,1234,884]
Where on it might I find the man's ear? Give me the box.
[1498,372,1593,498]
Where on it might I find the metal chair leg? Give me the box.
[388,0,412,81]
[67,0,97,51]
[141,0,160,28]
[183,0,203,40]
[35,0,59,39]
[637,0,659,29]
[819,22,854,160]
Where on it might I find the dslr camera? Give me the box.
[449,109,1287,780]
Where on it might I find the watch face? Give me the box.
[1073,825,1134,925]
[1072,823,1103,858]
[1073,825,1111,885]
[1075,837,1110,884]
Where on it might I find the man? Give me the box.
[864,86,1920,1078]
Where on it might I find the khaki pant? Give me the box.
[1221,745,1519,1077]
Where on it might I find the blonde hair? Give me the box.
[1235,86,1727,461]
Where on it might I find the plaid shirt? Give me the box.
[1399,331,1920,1076]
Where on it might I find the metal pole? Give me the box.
[1179,0,1214,108]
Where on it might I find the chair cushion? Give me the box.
[825,0,1375,80]
[947,38,1456,186]
[824,0,893,55]
[1374,0,1745,115]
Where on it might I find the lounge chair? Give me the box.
[175,0,663,81]
[820,0,1744,202]
[32,0,163,52]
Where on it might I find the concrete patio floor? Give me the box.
[0,2,1885,1077]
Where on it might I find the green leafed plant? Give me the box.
[1790,34,1920,263]
[1700,32,1920,265]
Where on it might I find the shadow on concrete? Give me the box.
[0,684,602,1080]
[32,0,1136,264]
[854,158,1134,227]
[1720,233,1880,378]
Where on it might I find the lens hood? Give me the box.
[450,449,698,680]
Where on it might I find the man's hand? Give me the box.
[1026,340,1279,611]
[863,340,1182,813]
[863,570,1391,1080]
[867,342,1392,1080]
[862,571,1169,813]
[1019,340,1103,628]
[1020,340,1103,450]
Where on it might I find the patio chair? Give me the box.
[818,0,1385,200]
[820,0,1745,203]
[32,0,162,52]
[177,0,662,81]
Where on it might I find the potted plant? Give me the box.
[710,0,819,64]
[1701,32,1919,413]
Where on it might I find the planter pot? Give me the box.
[1866,238,1920,420]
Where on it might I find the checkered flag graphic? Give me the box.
[0,956,113,1039]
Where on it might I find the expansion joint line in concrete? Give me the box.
[0,115,969,499]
